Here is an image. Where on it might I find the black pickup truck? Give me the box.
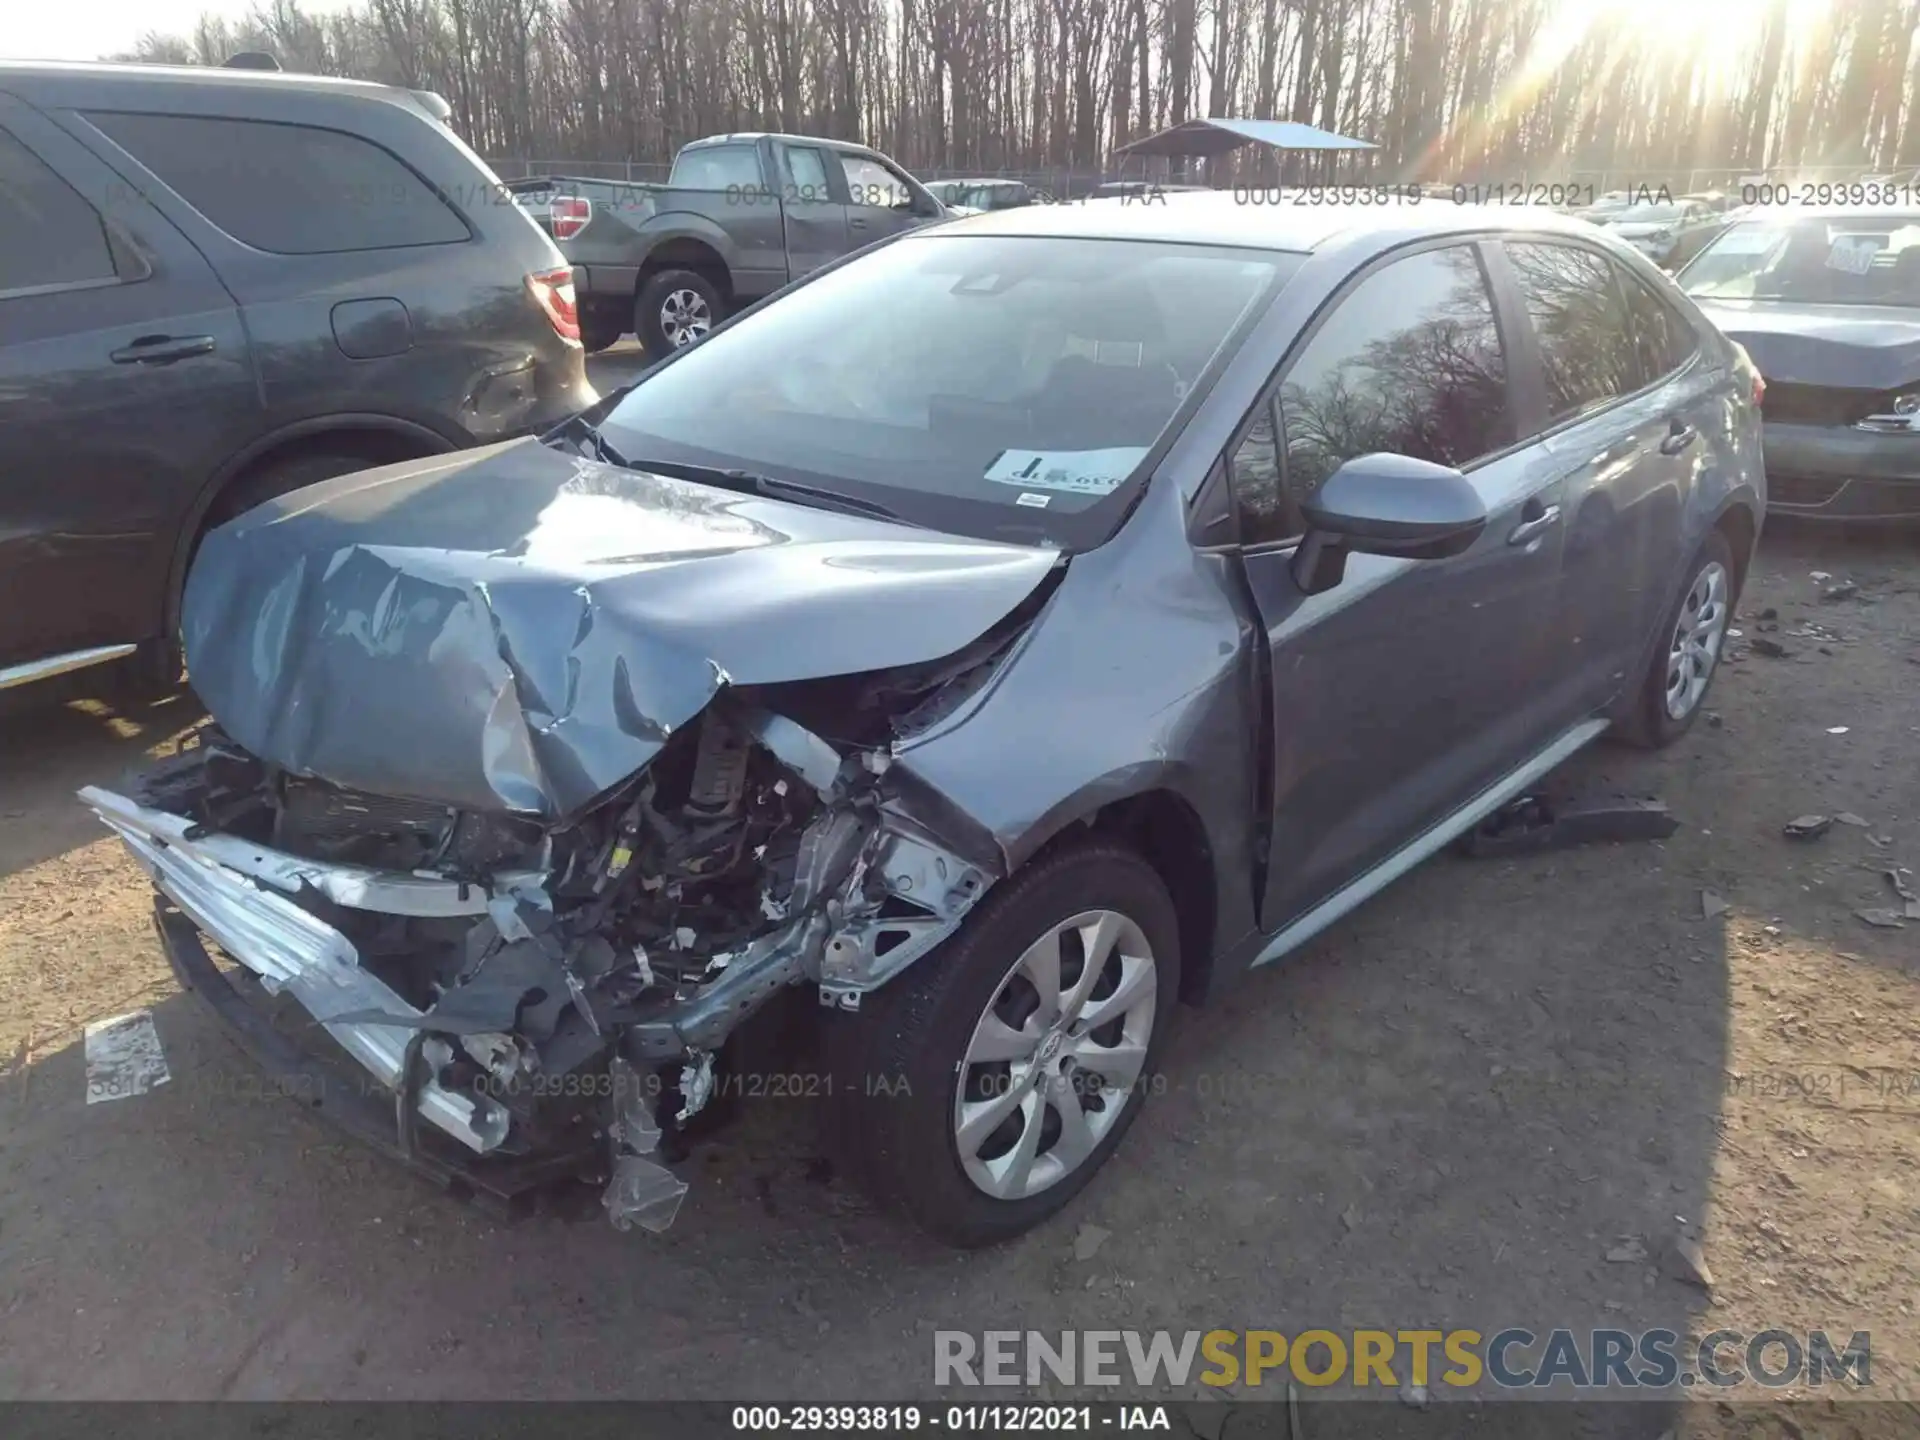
[511,132,951,353]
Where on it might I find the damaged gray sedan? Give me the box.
[86,198,1764,1246]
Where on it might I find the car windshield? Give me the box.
[600,233,1296,548]
[1680,214,1920,305]
[1616,202,1684,223]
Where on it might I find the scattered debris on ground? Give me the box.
[1606,1237,1649,1263]
[1700,890,1731,920]
[1783,815,1833,841]
[1856,908,1908,930]
[1072,1223,1111,1262]
[1751,636,1791,659]
[1461,794,1677,858]
[1667,1236,1713,1291]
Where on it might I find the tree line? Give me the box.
[115,0,1920,185]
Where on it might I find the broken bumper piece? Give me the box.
[82,785,511,1155]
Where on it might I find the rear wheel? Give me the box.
[208,449,380,528]
[1615,529,1735,748]
[827,840,1179,1247]
[636,269,722,355]
[578,305,626,354]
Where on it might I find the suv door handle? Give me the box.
[1507,503,1561,546]
[110,334,216,365]
[1660,419,1699,455]
[849,217,870,230]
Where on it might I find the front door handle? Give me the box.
[1507,504,1561,546]
[849,217,870,231]
[1660,419,1699,455]
[111,334,216,365]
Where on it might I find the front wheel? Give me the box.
[826,840,1180,1247]
[1615,529,1736,748]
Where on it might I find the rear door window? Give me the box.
[670,144,763,193]
[86,112,468,254]
[1615,262,1698,389]
[1274,244,1512,504]
[782,146,834,202]
[1503,241,1641,420]
[0,126,117,291]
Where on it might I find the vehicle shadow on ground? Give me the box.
[0,688,204,881]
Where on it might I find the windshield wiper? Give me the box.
[552,414,633,467]
[622,457,911,524]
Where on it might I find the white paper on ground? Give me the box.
[84,1010,171,1104]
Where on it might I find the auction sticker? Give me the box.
[984,447,1148,496]
[84,1009,170,1104]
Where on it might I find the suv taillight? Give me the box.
[526,267,580,344]
[549,194,591,240]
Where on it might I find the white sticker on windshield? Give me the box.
[1827,235,1884,275]
[1015,492,1052,508]
[985,447,1148,496]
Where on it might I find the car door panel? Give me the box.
[1500,241,1703,712]
[1223,242,1575,934]
[0,96,256,667]
[776,142,850,279]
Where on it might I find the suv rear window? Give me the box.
[0,128,116,291]
[86,112,469,254]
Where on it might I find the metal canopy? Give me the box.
[1114,117,1377,159]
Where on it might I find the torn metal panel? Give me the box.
[605,1055,689,1232]
[81,785,540,918]
[183,440,1059,818]
[85,787,510,1153]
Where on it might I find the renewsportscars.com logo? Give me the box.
[933,1329,1871,1391]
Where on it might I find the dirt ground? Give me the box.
[3,494,1919,1421]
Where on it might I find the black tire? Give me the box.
[825,839,1180,1247]
[1614,528,1736,749]
[208,449,378,528]
[578,306,626,354]
[635,268,723,355]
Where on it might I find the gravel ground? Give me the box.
[2,446,1918,1422]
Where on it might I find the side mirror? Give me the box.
[1291,453,1487,597]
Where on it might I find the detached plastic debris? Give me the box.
[602,1055,689,1234]
[1783,814,1833,840]
[1459,794,1678,858]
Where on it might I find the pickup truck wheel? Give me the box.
[826,840,1179,1247]
[578,307,626,354]
[637,269,720,354]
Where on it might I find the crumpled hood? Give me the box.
[1696,302,1920,391]
[184,438,1059,817]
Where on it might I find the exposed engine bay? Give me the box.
[84,626,1035,1231]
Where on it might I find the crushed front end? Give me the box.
[84,682,1006,1231]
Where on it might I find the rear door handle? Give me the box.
[111,334,216,365]
[1507,504,1561,546]
[1660,420,1699,455]
[849,217,870,230]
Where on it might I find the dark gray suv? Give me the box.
[0,60,596,697]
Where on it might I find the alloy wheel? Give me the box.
[952,909,1157,1201]
[1665,559,1729,720]
[660,289,712,346]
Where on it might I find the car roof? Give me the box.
[1719,202,1920,223]
[929,190,1604,253]
[680,132,877,156]
[0,58,428,110]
